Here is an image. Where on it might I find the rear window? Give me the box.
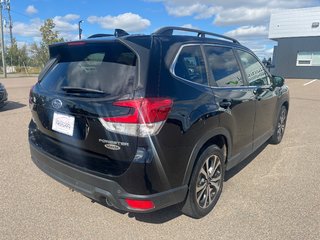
[40,42,137,96]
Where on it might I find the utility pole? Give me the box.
[6,0,13,47]
[0,0,7,78]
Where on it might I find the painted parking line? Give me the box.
[303,79,318,86]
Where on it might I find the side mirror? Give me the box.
[272,76,284,87]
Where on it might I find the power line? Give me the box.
[10,9,34,20]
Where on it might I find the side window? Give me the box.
[204,46,243,87]
[174,45,208,85]
[237,50,270,86]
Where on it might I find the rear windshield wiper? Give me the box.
[61,86,106,94]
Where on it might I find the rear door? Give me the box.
[236,50,278,149]
[203,45,256,164]
[31,41,140,168]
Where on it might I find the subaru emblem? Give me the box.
[52,99,63,109]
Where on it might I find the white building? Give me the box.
[269,7,320,79]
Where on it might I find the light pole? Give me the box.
[78,20,84,40]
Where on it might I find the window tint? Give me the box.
[174,45,208,85]
[204,46,243,87]
[237,50,270,86]
[40,42,137,96]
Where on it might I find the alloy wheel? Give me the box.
[277,108,287,141]
[195,155,222,209]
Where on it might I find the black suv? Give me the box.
[0,82,8,108]
[29,27,289,218]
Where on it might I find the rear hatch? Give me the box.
[29,40,140,176]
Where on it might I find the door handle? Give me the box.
[219,100,232,109]
[253,86,272,95]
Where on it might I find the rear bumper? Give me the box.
[29,141,188,213]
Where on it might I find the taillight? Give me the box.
[125,199,155,210]
[99,98,172,137]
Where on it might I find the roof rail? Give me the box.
[153,26,239,44]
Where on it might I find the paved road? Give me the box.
[0,77,319,240]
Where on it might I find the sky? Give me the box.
[4,0,320,59]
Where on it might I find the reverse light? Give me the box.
[99,98,172,137]
[125,199,155,210]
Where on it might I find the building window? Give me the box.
[296,52,320,66]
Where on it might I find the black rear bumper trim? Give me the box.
[29,141,188,213]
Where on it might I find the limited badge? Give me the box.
[104,144,121,151]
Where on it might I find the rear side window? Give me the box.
[40,42,137,96]
[204,46,244,87]
[236,50,270,86]
[174,45,208,85]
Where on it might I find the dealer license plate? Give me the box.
[52,112,75,136]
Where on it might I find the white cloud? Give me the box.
[11,14,80,41]
[214,8,271,26]
[53,14,80,32]
[225,26,268,38]
[87,13,151,32]
[12,18,42,38]
[180,24,199,29]
[53,14,82,41]
[149,0,318,58]
[58,32,80,41]
[60,14,80,21]
[25,5,38,15]
[224,25,273,58]
[234,38,275,59]
[224,24,271,58]
[155,0,318,25]
[166,3,220,19]
[225,25,270,58]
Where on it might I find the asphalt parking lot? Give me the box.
[0,77,319,240]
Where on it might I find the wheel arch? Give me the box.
[182,128,232,185]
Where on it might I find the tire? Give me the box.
[269,105,288,144]
[181,145,225,219]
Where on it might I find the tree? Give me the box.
[40,19,64,46]
[30,19,64,67]
[30,43,48,67]
[5,38,29,66]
